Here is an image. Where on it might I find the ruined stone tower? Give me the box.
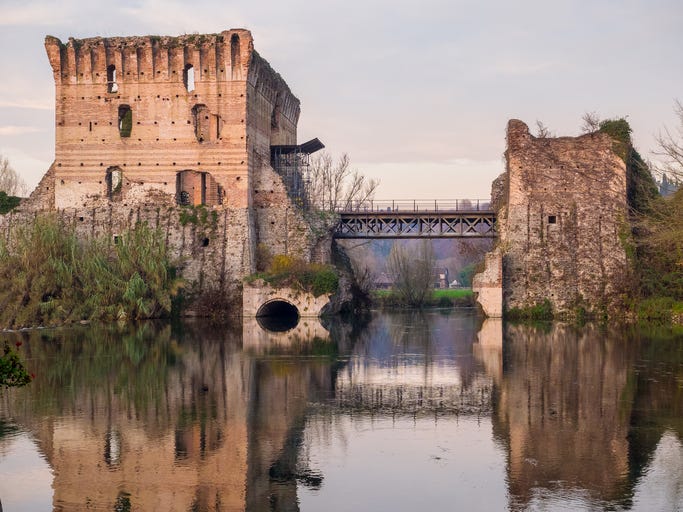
[6,30,328,300]
[43,29,300,210]
[475,120,631,317]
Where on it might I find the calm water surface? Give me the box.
[1,311,682,511]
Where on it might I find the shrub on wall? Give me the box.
[245,254,339,297]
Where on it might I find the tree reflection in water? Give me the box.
[0,314,681,511]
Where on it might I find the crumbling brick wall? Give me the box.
[495,119,630,316]
[6,29,329,311]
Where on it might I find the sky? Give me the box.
[0,0,682,199]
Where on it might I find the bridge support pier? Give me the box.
[472,249,503,318]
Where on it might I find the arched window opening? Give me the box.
[230,34,241,80]
[118,105,132,138]
[106,167,123,200]
[176,170,220,206]
[183,64,195,92]
[192,104,211,142]
[107,65,118,93]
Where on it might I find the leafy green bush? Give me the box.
[1,342,32,389]
[506,299,554,321]
[0,191,21,214]
[0,215,183,328]
[245,255,339,297]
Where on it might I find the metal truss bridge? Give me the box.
[333,199,496,239]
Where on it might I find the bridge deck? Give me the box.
[334,200,496,239]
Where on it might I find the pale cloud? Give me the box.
[0,126,42,136]
[486,59,557,77]
[0,145,51,189]
[0,100,52,110]
[0,2,70,26]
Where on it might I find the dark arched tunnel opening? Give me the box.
[256,300,300,332]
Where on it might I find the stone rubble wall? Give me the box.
[489,119,630,316]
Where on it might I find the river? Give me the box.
[1,310,682,511]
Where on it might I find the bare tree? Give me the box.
[535,120,553,138]
[580,111,601,134]
[0,155,28,196]
[387,240,435,306]
[654,100,683,181]
[307,152,379,211]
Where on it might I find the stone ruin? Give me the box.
[1,29,333,311]
[474,119,631,317]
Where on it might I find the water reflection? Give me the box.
[0,314,682,511]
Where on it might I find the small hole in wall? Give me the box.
[100,163,103,166]
[113,235,120,244]
[548,215,557,224]
[202,238,209,247]
[271,221,275,225]
[60,179,65,184]
[78,216,84,222]
[236,176,240,181]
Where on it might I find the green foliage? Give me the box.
[599,118,658,213]
[246,255,339,297]
[178,205,216,228]
[0,215,183,328]
[636,297,680,323]
[634,188,683,303]
[0,191,21,214]
[506,299,554,321]
[0,342,32,389]
[458,262,480,288]
[372,288,475,308]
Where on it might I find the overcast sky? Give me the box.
[1,0,681,198]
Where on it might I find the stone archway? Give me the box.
[256,299,300,332]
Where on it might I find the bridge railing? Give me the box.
[335,199,493,213]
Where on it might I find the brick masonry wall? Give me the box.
[495,119,630,315]
[8,29,331,314]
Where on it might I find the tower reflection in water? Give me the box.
[0,313,682,511]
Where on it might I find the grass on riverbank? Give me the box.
[372,288,475,308]
[0,215,183,329]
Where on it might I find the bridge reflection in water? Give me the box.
[1,313,682,511]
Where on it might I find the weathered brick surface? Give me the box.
[4,29,329,312]
[494,120,630,315]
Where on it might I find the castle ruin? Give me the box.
[3,29,331,309]
[474,120,631,317]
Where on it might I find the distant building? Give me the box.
[434,268,449,289]
[658,174,681,196]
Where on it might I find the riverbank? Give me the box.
[371,288,475,308]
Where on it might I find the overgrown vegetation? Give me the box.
[1,342,32,389]
[0,191,21,214]
[246,253,339,297]
[0,216,183,329]
[599,114,683,321]
[506,299,554,321]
